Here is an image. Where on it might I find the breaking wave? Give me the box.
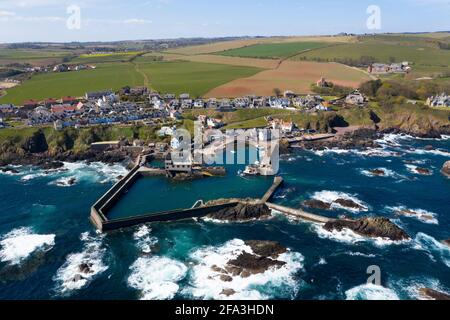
[345,283,399,300]
[311,190,369,213]
[183,239,304,300]
[128,256,187,300]
[53,232,108,294]
[0,227,55,265]
[413,233,450,268]
[387,206,438,225]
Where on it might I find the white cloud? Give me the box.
[123,18,152,25]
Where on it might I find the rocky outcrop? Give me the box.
[441,239,450,248]
[207,200,271,222]
[323,217,410,241]
[303,198,365,211]
[245,240,288,258]
[303,199,331,210]
[442,161,450,178]
[334,198,365,210]
[396,209,435,222]
[213,241,288,281]
[370,169,386,176]
[303,128,381,151]
[419,288,450,300]
[414,167,433,175]
[22,129,48,154]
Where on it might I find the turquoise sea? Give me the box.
[0,134,449,300]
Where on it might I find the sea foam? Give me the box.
[54,232,108,294]
[184,239,304,300]
[0,227,55,265]
[311,190,369,213]
[128,256,187,300]
[345,283,399,300]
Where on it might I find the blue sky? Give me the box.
[0,0,449,43]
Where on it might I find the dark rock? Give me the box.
[370,169,386,176]
[79,263,93,274]
[207,201,271,222]
[72,274,84,282]
[334,198,365,210]
[442,161,450,178]
[396,209,434,222]
[228,252,286,275]
[1,167,19,174]
[424,145,434,151]
[303,199,331,210]
[220,275,233,282]
[22,130,48,154]
[221,289,236,297]
[323,217,410,241]
[245,240,288,258]
[441,239,450,247]
[415,167,432,175]
[419,288,450,300]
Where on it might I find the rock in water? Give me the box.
[415,167,432,175]
[245,240,288,258]
[221,289,236,297]
[370,169,386,176]
[228,252,286,275]
[323,217,410,241]
[442,161,450,178]
[207,201,271,221]
[441,239,450,248]
[334,198,365,210]
[419,288,450,300]
[303,199,332,210]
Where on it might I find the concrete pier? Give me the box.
[261,176,284,203]
[266,202,334,224]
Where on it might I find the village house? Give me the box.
[158,126,175,137]
[85,90,114,100]
[0,104,16,114]
[163,93,176,101]
[61,96,79,105]
[193,99,205,108]
[22,100,40,110]
[233,97,250,108]
[130,87,149,96]
[179,93,190,100]
[268,97,290,109]
[269,118,295,134]
[293,95,325,109]
[426,93,450,108]
[345,90,368,107]
[284,91,297,99]
[368,62,411,74]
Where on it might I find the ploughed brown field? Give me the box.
[205,61,372,97]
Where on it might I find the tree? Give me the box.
[273,88,282,97]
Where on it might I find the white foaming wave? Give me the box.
[405,164,433,175]
[406,148,450,158]
[390,277,447,300]
[54,232,108,294]
[344,251,377,258]
[20,172,48,182]
[345,283,399,300]
[60,162,128,185]
[184,239,304,300]
[311,224,408,247]
[360,168,397,178]
[413,233,450,268]
[128,256,187,300]
[0,227,55,265]
[133,225,158,254]
[357,148,400,158]
[311,190,369,213]
[387,206,439,225]
[50,176,77,188]
[376,133,413,147]
[311,148,352,157]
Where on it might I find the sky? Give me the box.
[0,0,449,43]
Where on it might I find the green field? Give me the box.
[0,62,143,105]
[0,49,70,66]
[135,59,263,97]
[218,42,331,59]
[291,36,450,77]
[70,52,144,64]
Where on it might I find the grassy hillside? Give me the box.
[292,35,450,78]
[218,42,331,59]
[135,59,263,98]
[0,62,144,104]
